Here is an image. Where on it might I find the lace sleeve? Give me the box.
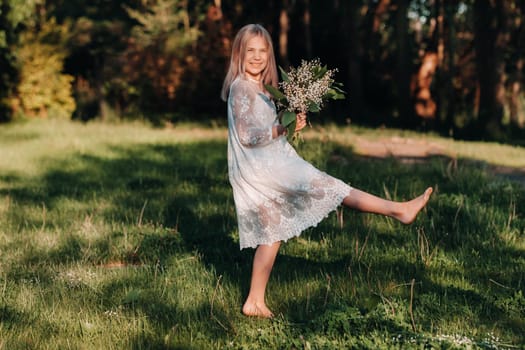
[230,81,274,147]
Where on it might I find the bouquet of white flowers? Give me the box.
[265,59,346,143]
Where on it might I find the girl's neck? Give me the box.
[244,74,261,84]
[242,74,268,96]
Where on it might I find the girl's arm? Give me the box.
[231,82,284,147]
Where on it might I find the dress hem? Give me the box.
[239,188,352,250]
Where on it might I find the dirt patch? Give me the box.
[353,136,450,159]
[352,136,525,186]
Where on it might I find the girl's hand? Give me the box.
[295,113,307,132]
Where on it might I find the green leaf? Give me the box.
[281,111,296,127]
[332,85,346,94]
[286,121,296,139]
[264,84,286,102]
[325,88,345,100]
[313,65,328,80]
[278,66,290,82]
[307,100,320,113]
[323,89,335,99]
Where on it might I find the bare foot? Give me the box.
[242,300,274,318]
[395,187,433,224]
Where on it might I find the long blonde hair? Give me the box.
[221,24,278,101]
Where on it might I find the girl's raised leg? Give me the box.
[242,241,281,318]
[241,188,432,318]
[342,187,433,224]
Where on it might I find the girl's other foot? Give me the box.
[242,300,274,318]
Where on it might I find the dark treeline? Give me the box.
[1,0,524,142]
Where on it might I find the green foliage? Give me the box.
[265,84,286,102]
[11,19,75,118]
[0,120,524,348]
[0,0,42,46]
[0,46,17,122]
[114,0,204,116]
[124,0,200,55]
[65,16,128,121]
[0,0,43,121]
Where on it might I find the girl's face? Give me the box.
[243,35,268,82]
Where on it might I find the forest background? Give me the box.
[1,0,525,142]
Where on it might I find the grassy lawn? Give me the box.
[0,119,524,349]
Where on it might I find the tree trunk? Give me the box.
[279,0,290,69]
[373,0,391,33]
[509,61,524,128]
[434,0,445,127]
[413,52,437,120]
[472,0,508,139]
[0,1,17,121]
[509,1,525,129]
[342,0,364,120]
[303,0,312,59]
[432,0,459,135]
[393,0,413,126]
[360,0,394,125]
[443,1,457,134]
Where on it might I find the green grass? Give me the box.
[0,119,524,349]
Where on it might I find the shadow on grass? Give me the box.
[1,138,524,346]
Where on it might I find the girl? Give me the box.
[221,24,433,318]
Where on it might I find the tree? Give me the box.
[176,0,232,116]
[341,0,394,125]
[393,0,415,126]
[0,0,42,121]
[119,0,202,117]
[472,0,509,139]
[11,19,75,118]
[340,0,365,120]
[507,0,525,130]
[410,0,459,133]
[438,0,459,134]
[278,0,291,69]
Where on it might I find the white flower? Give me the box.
[278,59,337,113]
[264,59,345,145]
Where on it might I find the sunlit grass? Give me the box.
[0,119,524,349]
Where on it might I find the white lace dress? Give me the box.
[227,76,353,249]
